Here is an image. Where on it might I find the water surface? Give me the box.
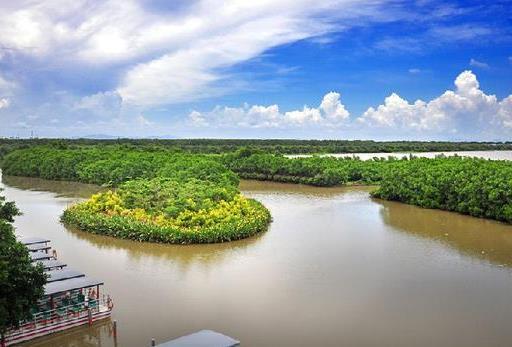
[2,174,512,347]
[287,150,512,160]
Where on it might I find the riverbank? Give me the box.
[3,176,512,346]
[4,147,512,230]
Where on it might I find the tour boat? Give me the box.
[3,237,113,346]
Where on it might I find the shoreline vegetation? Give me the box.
[2,138,512,158]
[2,144,512,241]
[1,147,271,244]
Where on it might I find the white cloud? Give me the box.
[358,70,511,138]
[189,91,349,129]
[0,0,395,106]
[0,98,9,109]
[74,91,123,118]
[189,71,512,139]
[319,92,350,122]
[469,58,489,69]
[136,114,153,127]
[428,24,493,42]
[409,68,421,74]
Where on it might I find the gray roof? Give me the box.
[44,276,104,296]
[46,269,85,283]
[30,252,52,261]
[156,330,240,347]
[19,237,51,245]
[27,244,52,252]
[38,259,67,271]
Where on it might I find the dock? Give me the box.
[5,236,113,346]
[154,330,240,347]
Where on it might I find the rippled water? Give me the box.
[2,173,512,347]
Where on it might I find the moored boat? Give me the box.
[3,238,113,346]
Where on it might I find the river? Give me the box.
[2,171,512,346]
[287,150,512,160]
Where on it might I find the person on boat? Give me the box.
[89,288,97,309]
[52,249,58,259]
[106,295,114,310]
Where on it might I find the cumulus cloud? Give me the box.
[358,70,511,138]
[188,71,512,139]
[189,91,349,128]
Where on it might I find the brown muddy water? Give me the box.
[2,174,512,347]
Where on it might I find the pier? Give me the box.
[3,236,113,346]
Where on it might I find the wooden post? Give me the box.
[151,338,156,346]
[113,320,117,338]
[87,308,92,326]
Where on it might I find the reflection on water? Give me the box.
[2,174,512,347]
[240,179,377,197]
[66,225,265,272]
[21,319,115,347]
[2,175,104,199]
[377,198,512,267]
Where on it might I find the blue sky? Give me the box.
[0,0,511,140]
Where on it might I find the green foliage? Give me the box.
[0,195,19,223]
[2,146,271,244]
[0,191,46,337]
[62,195,270,244]
[372,157,512,222]
[117,178,238,218]
[2,138,512,159]
[222,152,398,186]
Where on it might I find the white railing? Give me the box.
[6,295,112,337]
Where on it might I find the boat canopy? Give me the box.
[39,259,67,271]
[44,276,104,296]
[19,237,51,245]
[46,269,85,283]
[156,330,240,347]
[30,252,52,261]
[27,243,51,252]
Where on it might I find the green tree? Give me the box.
[0,190,46,342]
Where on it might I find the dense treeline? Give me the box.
[372,157,512,223]
[2,138,512,158]
[4,146,512,228]
[222,150,399,186]
[2,147,270,244]
[223,151,512,224]
[1,147,236,186]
